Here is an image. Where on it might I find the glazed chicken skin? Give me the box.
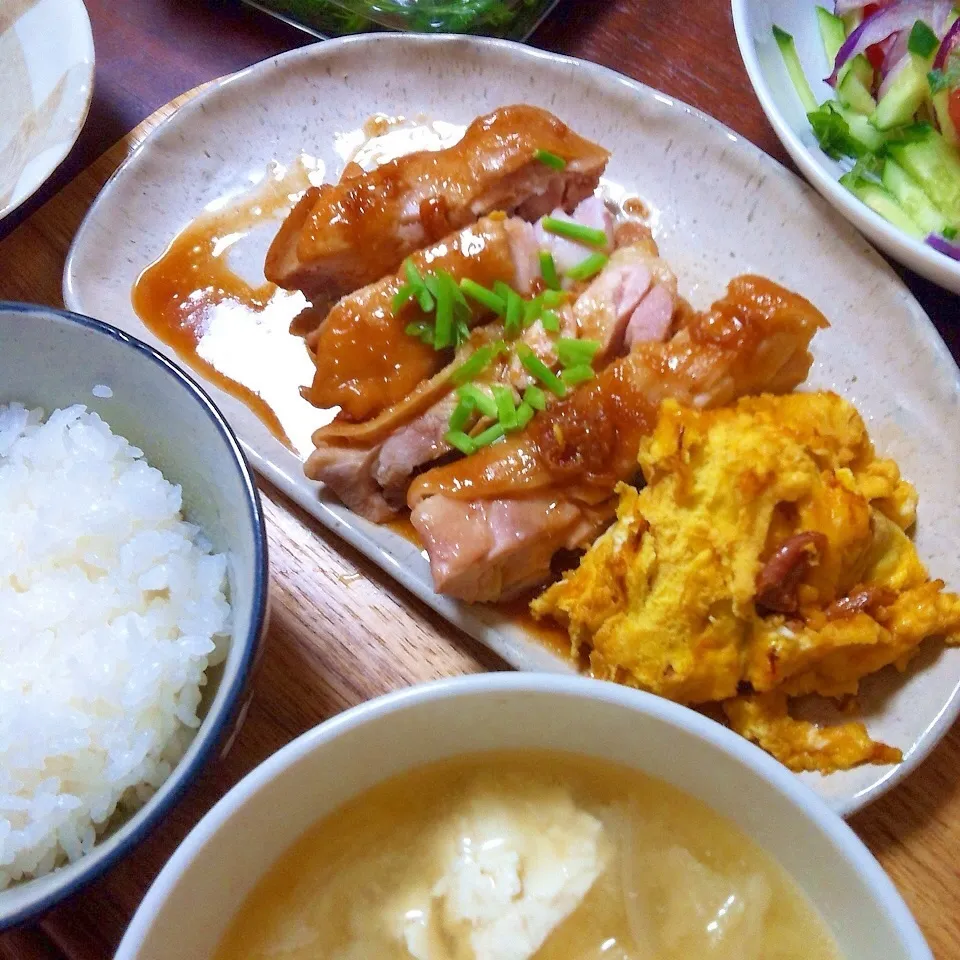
[265,105,610,300]
[408,277,828,603]
[304,215,538,422]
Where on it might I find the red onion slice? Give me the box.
[926,233,960,259]
[880,29,910,79]
[933,16,960,70]
[828,0,953,86]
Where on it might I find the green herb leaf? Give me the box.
[473,422,506,448]
[556,337,600,369]
[944,226,959,240]
[908,20,938,58]
[452,344,496,385]
[806,102,867,160]
[448,399,474,433]
[504,289,524,336]
[523,385,547,411]
[392,283,415,312]
[458,383,498,420]
[565,252,609,282]
[492,384,518,429]
[542,216,609,248]
[535,149,567,170]
[539,250,561,290]
[460,278,506,315]
[515,401,535,429]
[517,343,566,397]
[445,429,477,456]
[540,309,561,332]
[523,295,543,328]
[560,364,596,387]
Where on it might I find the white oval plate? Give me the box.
[0,0,94,220]
[732,0,960,294]
[64,34,960,816]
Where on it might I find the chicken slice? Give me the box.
[303,216,538,422]
[305,240,675,522]
[266,104,610,299]
[409,276,828,602]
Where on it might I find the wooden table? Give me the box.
[1,1,958,956]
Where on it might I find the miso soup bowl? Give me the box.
[116,674,932,960]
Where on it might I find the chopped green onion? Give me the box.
[458,383,498,420]
[523,295,543,327]
[424,273,441,299]
[523,385,547,411]
[460,278,506,315]
[493,339,510,356]
[515,401,535,429]
[445,429,477,456]
[392,283,415,312]
[494,280,513,301]
[944,226,959,240]
[560,364,595,387]
[448,399,474,433]
[908,20,938,58]
[517,343,566,397]
[540,309,560,332]
[557,337,601,369]
[473,422,505,448]
[565,252,608,282]
[405,320,435,345]
[542,216,608,249]
[452,344,496,385]
[492,385,517,429]
[505,289,524,336]
[539,251,561,290]
[433,272,453,349]
[542,289,566,307]
[404,259,435,312]
[535,149,566,170]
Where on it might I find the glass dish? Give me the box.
[241,0,561,41]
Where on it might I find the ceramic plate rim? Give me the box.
[63,32,960,818]
[730,0,960,293]
[0,0,96,221]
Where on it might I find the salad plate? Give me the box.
[0,0,94,220]
[732,0,960,294]
[64,34,960,815]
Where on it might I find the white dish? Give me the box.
[64,34,960,816]
[0,0,94,220]
[113,674,934,960]
[732,0,960,294]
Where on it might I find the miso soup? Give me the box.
[215,751,841,960]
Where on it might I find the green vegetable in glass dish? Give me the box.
[773,1,960,260]
[242,0,560,41]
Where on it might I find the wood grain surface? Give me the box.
[0,1,958,957]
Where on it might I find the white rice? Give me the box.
[0,403,231,889]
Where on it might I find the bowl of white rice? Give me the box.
[0,303,268,929]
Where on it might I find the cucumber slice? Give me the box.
[838,69,877,114]
[848,54,874,87]
[836,103,886,152]
[871,56,929,131]
[882,159,949,232]
[932,90,960,147]
[887,130,960,223]
[839,173,925,237]
[773,25,818,114]
[816,6,846,67]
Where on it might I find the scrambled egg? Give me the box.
[392,784,606,960]
[532,392,960,773]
